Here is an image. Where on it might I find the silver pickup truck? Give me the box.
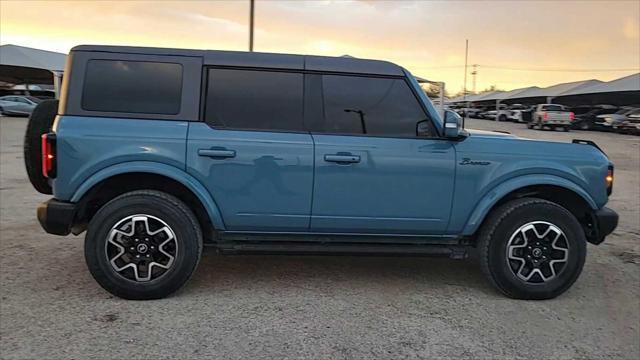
[528,104,574,131]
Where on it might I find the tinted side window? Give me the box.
[82,60,183,114]
[319,75,430,137]
[205,69,303,131]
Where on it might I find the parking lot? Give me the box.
[1,115,638,359]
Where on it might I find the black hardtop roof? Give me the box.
[71,45,405,76]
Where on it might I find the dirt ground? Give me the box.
[1,116,638,359]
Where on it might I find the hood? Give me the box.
[465,128,518,139]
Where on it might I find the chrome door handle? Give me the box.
[324,154,361,164]
[198,149,236,158]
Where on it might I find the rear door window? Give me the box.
[316,75,432,137]
[204,68,304,131]
[82,60,183,114]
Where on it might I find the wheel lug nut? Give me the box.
[130,247,134,251]
[136,255,140,258]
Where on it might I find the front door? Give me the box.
[308,74,456,234]
[187,68,313,231]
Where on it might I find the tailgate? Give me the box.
[546,111,571,122]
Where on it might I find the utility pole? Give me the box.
[462,39,468,128]
[471,64,478,94]
[249,0,255,51]
[463,39,468,103]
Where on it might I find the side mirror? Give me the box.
[416,120,431,137]
[443,110,462,138]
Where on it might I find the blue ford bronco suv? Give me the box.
[25,45,618,300]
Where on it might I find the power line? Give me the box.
[412,64,638,72]
[478,65,638,72]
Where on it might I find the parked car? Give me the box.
[0,95,41,116]
[28,45,617,300]
[595,107,640,131]
[570,105,619,130]
[507,104,534,123]
[456,107,483,118]
[484,110,498,120]
[614,111,640,135]
[483,105,510,121]
[528,104,574,131]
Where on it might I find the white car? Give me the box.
[596,107,639,129]
[528,104,574,131]
[0,95,42,116]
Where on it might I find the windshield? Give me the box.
[26,96,43,104]
[541,105,565,111]
[615,108,637,115]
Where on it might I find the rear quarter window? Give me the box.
[82,60,183,115]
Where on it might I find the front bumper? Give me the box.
[588,207,619,245]
[37,199,78,236]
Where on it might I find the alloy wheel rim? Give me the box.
[505,221,569,284]
[105,214,178,282]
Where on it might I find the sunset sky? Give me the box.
[1,0,638,93]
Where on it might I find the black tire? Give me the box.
[526,122,533,129]
[478,198,586,300]
[562,126,570,132]
[23,99,59,194]
[85,190,203,300]
[498,114,507,122]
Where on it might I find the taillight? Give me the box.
[569,112,575,121]
[543,112,548,120]
[606,166,614,195]
[41,133,56,178]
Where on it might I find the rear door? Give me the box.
[306,74,456,234]
[187,68,314,231]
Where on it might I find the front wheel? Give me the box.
[85,190,203,300]
[478,198,586,299]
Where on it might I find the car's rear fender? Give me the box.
[69,161,226,230]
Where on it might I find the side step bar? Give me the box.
[212,241,468,259]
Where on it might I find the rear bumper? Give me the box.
[37,199,78,236]
[588,207,619,245]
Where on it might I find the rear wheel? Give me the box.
[85,190,203,300]
[498,114,507,122]
[478,198,586,299]
[24,99,58,194]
